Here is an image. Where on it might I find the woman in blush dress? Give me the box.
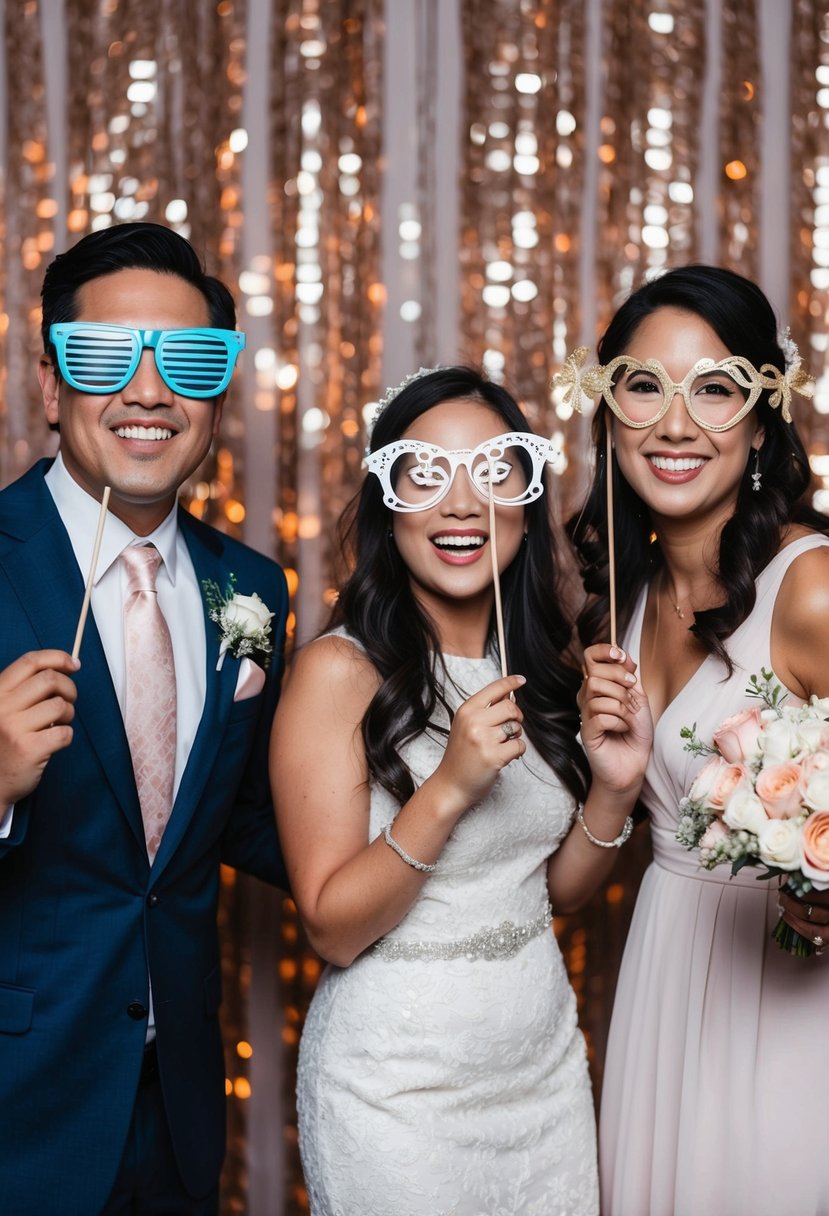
[568,266,829,1216]
[270,367,650,1216]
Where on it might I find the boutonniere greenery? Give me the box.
[202,574,274,671]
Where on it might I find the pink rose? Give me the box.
[713,707,763,763]
[802,752,829,779]
[699,819,730,850]
[754,762,804,820]
[695,817,729,856]
[688,756,729,806]
[708,763,752,816]
[801,812,829,889]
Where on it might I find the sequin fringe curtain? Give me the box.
[791,1,829,462]
[266,3,385,1209]
[268,0,384,647]
[595,0,705,312]
[63,0,249,513]
[0,1,51,488]
[719,0,761,274]
[459,0,586,447]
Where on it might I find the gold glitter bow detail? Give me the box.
[552,346,607,411]
[759,362,815,424]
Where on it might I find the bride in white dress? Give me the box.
[271,367,650,1215]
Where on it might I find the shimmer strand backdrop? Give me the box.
[1,2,828,1212]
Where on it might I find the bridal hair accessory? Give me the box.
[773,327,815,420]
[778,326,801,371]
[365,365,443,445]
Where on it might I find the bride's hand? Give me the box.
[428,673,527,816]
[579,644,653,796]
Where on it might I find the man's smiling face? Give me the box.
[39,266,225,535]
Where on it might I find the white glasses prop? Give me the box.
[364,431,559,513]
[366,431,559,682]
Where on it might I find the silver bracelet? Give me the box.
[577,803,634,849]
[381,823,437,873]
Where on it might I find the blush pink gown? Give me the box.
[599,535,829,1216]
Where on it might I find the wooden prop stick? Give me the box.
[606,428,618,648]
[487,465,509,679]
[71,485,111,661]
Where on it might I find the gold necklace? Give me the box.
[662,568,687,620]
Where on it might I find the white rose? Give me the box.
[804,772,829,814]
[722,791,768,836]
[756,819,803,871]
[758,716,801,765]
[808,695,829,718]
[223,592,274,636]
[794,718,829,755]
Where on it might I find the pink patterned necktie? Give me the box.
[122,545,177,862]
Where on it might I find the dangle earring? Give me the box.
[751,449,762,492]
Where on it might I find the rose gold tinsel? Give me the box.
[63,0,247,510]
[1,0,52,486]
[460,0,586,441]
[718,0,760,274]
[790,1,829,459]
[596,0,705,319]
[269,1,384,631]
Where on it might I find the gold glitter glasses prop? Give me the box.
[555,346,814,431]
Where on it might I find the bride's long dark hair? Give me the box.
[328,366,589,806]
[567,265,828,667]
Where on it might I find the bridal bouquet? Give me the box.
[675,670,829,957]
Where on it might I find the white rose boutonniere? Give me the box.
[202,575,274,671]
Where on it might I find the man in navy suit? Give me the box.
[0,222,288,1214]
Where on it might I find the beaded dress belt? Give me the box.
[373,902,552,962]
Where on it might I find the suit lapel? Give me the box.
[150,510,239,878]
[0,466,145,850]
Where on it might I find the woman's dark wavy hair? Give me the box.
[567,265,828,670]
[328,366,589,806]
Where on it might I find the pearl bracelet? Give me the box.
[577,804,634,849]
[381,823,437,873]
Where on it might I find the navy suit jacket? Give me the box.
[0,461,289,1215]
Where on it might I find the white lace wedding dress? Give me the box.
[296,644,598,1216]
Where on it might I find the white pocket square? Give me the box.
[233,657,266,702]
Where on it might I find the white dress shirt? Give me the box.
[2,458,207,829]
[45,452,207,792]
